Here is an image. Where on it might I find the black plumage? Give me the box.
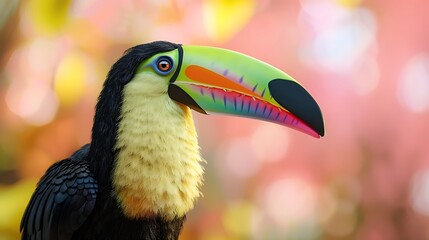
[20,145,97,240]
[20,41,185,240]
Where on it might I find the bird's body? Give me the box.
[23,144,186,240]
[21,41,324,240]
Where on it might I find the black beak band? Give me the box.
[169,44,183,83]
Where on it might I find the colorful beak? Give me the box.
[168,45,325,138]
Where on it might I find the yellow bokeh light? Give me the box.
[203,0,256,42]
[335,0,362,9]
[0,180,37,240]
[54,52,86,106]
[222,201,254,237]
[27,0,72,34]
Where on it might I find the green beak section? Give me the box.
[168,45,325,138]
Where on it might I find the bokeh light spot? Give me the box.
[203,0,256,42]
[336,0,362,9]
[264,177,316,226]
[299,1,377,73]
[27,0,72,34]
[251,123,290,163]
[54,52,86,106]
[411,169,429,216]
[397,54,429,113]
[0,180,38,239]
[222,201,254,238]
[221,137,261,179]
[5,38,60,125]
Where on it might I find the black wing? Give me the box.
[20,145,98,240]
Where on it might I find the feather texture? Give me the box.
[20,145,97,240]
[21,41,188,240]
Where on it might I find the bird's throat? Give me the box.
[113,82,204,221]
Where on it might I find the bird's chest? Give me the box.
[111,100,204,220]
[113,150,200,220]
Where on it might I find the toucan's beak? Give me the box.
[168,45,325,138]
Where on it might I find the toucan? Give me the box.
[20,41,324,240]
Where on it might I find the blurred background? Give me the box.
[0,0,429,239]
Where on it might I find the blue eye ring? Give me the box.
[153,56,174,75]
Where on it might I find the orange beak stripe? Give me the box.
[185,65,261,98]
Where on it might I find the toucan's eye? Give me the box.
[158,60,171,71]
[155,57,173,74]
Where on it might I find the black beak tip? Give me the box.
[269,79,325,137]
